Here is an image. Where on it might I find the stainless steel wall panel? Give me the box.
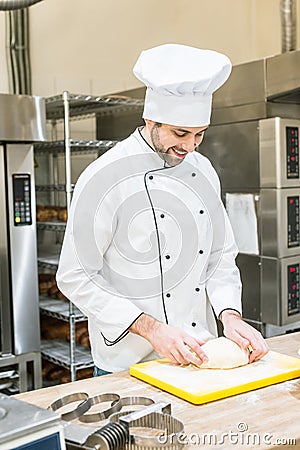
[212,98,300,125]
[96,109,143,140]
[213,51,300,110]
[211,102,268,125]
[199,121,260,190]
[266,51,300,101]
[236,254,261,322]
[267,102,300,119]
[211,50,300,124]
[213,59,266,109]
[201,118,300,190]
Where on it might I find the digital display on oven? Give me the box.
[286,126,299,179]
[12,173,32,226]
[287,264,300,316]
[287,195,300,248]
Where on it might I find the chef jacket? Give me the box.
[56,128,242,372]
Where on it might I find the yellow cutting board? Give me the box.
[130,351,300,404]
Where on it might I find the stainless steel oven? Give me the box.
[0,93,46,391]
[200,50,300,336]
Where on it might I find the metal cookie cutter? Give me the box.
[48,392,90,421]
[110,402,184,449]
[79,393,121,423]
[118,396,155,410]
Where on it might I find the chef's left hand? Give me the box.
[220,310,269,363]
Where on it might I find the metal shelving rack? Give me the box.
[34,139,118,153]
[39,296,86,322]
[35,91,144,381]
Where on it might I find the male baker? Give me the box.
[57,44,269,375]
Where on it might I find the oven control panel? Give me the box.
[287,195,300,248]
[287,264,300,316]
[287,126,299,179]
[12,173,32,226]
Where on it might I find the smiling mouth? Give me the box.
[170,147,188,158]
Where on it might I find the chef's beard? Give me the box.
[150,124,185,167]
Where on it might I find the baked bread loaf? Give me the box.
[58,207,67,222]
[41,316,69,340]
[41,316,89,344]
[39,275,68,301]
[39,274,56,294]
[60,367,93,384]
[36,205,67,222]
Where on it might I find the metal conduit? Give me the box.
[280,0,297,52]
[3,0,44,94]
[6,8,31,94]
[0,0,42,10]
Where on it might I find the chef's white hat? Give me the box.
[133,43,232,127]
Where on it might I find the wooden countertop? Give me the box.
[16,333,300,449]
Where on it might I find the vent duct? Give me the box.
[280,0,297,52]
[3,0,44,94]
[6,8,31,94]
[0,0,42,10]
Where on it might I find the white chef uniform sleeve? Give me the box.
[56,163,144,345]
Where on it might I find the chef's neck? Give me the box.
[140,125,153,149]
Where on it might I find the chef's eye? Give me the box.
[174,131,186,137]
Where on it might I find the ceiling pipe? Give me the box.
[0,0,42,10]
[3,0,44,94]
[280,0,297,52]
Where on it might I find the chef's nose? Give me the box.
[182,136,197,152]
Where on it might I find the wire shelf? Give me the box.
[37,246,60,270]
[37,221,66,232]
[34,139,118,155]
[35,184,74,192]
[39,295,87,322]
[41,339,93,370]
[46,93,144,121]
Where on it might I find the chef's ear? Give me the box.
[144,118,156,128]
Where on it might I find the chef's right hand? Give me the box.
[129,314,208,366]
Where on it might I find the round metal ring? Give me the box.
[48,392,90,421]
[109,410,135,424]
[118,396,155,410]
[79,393,121,423]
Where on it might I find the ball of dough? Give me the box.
[200,337,249,369]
